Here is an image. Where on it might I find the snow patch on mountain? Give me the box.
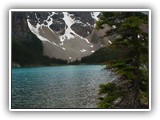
[112,25,116,29]
[59,12,91,44]
[80,49,87,52]
[27,18,67,51]
[27,19,50,43]
[108,40,112,44]
[91,12,100,27]
[35,13,40,23]
[28,12,57,37]
[91,12,100,21]
[43,12,57,34]
[90,45,94,48]
[51,41,67,50]
[59,12,75,42]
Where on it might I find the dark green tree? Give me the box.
[97,12,149,108]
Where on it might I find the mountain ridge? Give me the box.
[26,12,111,61]
[12,11,112,64]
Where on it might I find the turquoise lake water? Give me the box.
[11,65,114,109]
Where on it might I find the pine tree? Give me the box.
[97,12,149,108]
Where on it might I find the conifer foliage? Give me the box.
[97,12,149,108]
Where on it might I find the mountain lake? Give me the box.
[11,65,115,109]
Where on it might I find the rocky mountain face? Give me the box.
[12,12,43,49]
[12,11,111,62]
[12,12,30,40]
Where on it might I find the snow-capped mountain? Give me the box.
[12,12,111,61]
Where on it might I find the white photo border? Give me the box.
[9,9,151,111]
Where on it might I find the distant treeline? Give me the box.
[12,34,67,67]
[81,47,128,64]
[69,47,128,65]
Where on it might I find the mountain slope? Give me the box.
[12,12,67,66]
[26,12,111,61]
[12,11,113,65]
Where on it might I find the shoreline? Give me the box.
[12,63,103,68]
